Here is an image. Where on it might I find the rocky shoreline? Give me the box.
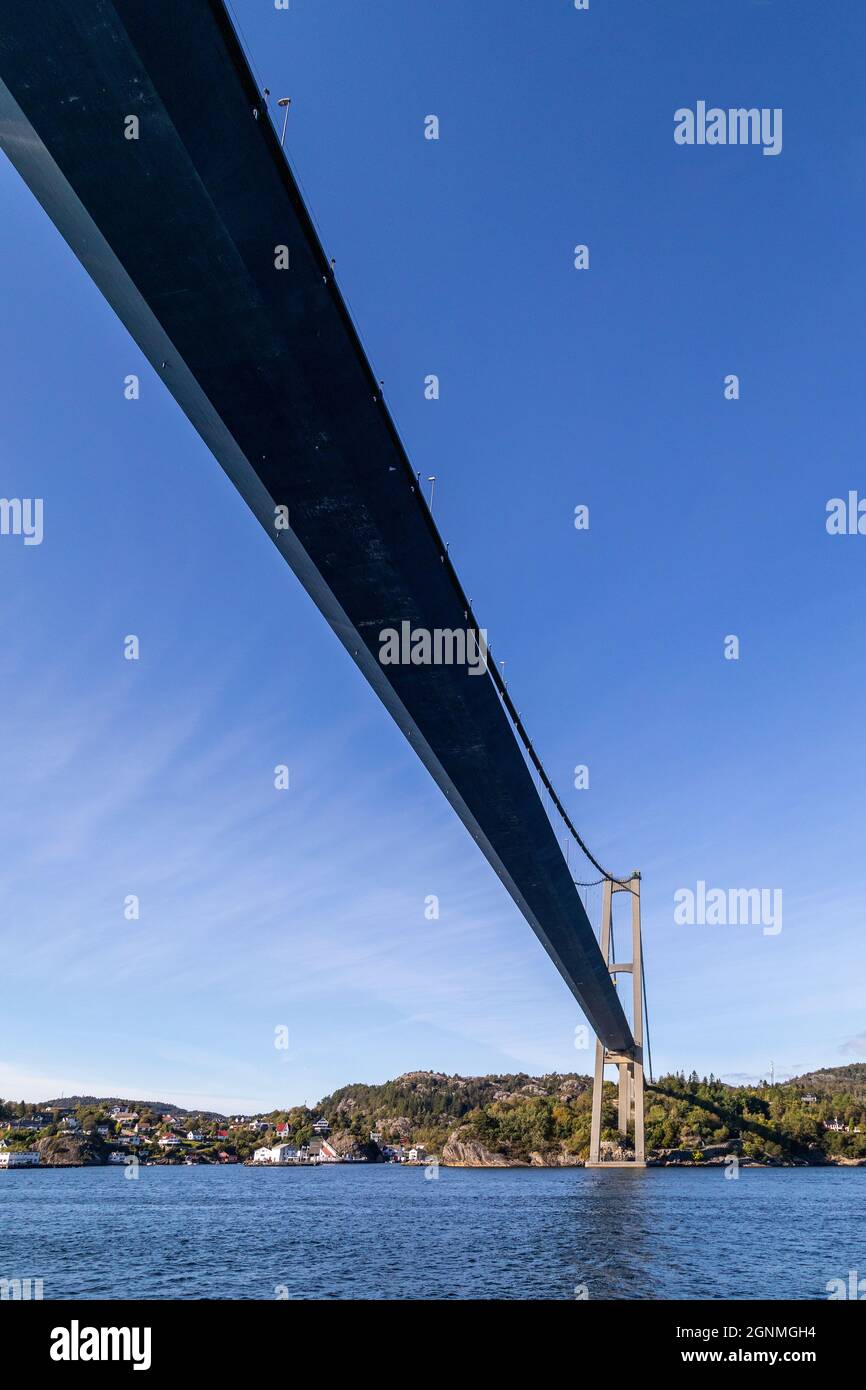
[439,1130,866,1168]
[8,1154,865,1170]
[6,1130,865,1171]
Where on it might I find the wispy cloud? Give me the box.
[0,641,591,1109]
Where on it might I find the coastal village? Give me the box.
[0,1100,429,1169]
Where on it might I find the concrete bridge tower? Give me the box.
[587,873,646,1168]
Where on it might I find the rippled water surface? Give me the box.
[0,1165,860,1299]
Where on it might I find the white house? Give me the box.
[247,1119,269,1133]
[0,1150,40,1167]
[186,1131,204,1143]
[272,1143,301,1164]
[408,1146,427,1163]
[254,1143,301,1164]
[158,1134,183,1149]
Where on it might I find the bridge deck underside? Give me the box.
[0,0,633,1053]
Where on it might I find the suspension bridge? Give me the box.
[0,0,650,1165]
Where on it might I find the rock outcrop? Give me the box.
[441,1129,520,1167]
[528,1150,583,1167]
[597,1139,629,1163]
[36,1134,105,1166]
[443,1130,588,1167]
[329,1130,383,1162]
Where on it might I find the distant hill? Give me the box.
[785,1064,866,1096]
[38,1096,226,1120]
[321,1070,589,1117]
[29,1064,866,1127]
[317,1070,590,1141]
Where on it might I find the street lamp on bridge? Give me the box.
[277,97,291,147]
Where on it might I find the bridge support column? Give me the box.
[586,872,646,1169]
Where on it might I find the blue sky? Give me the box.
[1,0,865,1112]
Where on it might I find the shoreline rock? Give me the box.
[35,1134,105,1167]
[441,1130,521,1167]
